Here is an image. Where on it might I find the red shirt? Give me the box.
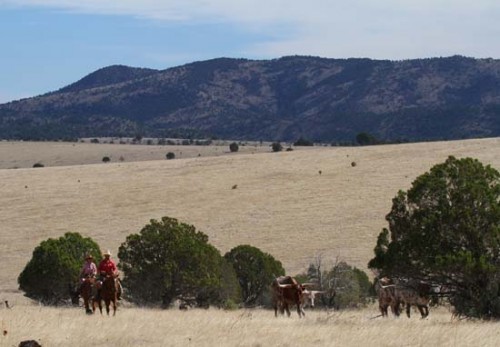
[98,258,117,275]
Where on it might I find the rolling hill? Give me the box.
[1,137,498,305]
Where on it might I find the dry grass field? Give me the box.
[0,137,499,346]
[1,306,500,347]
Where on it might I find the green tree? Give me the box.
[224,245,285,305]
[229,142,239,152]
[271,142,283,152]
[305,258,372,309]
[118,217,237,307]
[18,232,102,304]
[368,156,500,319]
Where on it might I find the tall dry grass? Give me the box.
[1,305,499,347]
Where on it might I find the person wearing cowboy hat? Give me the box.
[97,250,122,300]
[79,254,97,293]
[80,254,97,279]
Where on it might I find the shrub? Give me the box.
[18,232,102,304]
[224,245,285,305]
[229,142,239,153]
[102,156,110,163]
[90,138,99,144]
[271,142,283,152]
[33,163,44,168]
[368,156,500,319]
[293,137,314,146]
[118,217,238,307]
[304,258,372,309]
[166,152,175,160]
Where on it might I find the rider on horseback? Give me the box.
[97,250,122,300]
[79,254,97,292]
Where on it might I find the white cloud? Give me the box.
[2,0,499,58]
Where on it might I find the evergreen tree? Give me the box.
[18,232,102,304]
[369,156,500,319]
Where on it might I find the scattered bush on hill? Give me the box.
[166,152,175,160]
[293,137,314,146]
[229,142,239,152]
[368,156,500,319]
[118,217,240,308]
[33,163,44,168]
[18,232,102,304]
[102,156,110,163]
[224,245,285,306]
[271,142,283,152]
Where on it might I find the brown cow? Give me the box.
[374,277,400,317]
[375,277,432,319]
[394,280,431,318]
[271,276,316,318]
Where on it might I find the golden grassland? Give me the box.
[0,137,499,346]
[1,305,500,347]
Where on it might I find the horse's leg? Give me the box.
[105,299,110,315]
[97,297,103,315]
[84,297,91,314]
[112,299,117,316]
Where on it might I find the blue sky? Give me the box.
[1,0,499,103]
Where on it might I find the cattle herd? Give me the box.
[270,275,436,319]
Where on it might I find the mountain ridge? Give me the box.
[1,55,499,142]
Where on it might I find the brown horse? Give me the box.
[94,274,118,316]
[80,276,96,314]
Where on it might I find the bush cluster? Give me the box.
[18,232,102,304]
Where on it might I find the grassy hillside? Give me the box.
[0,137,499,307]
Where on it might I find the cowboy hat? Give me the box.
[103,250,112,256]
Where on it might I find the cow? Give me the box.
[394,280,432,319]
[374,277,400,318]
[271,276,322,318]
[303,288,326,308]
[375,277,432,319]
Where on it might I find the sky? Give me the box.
[1,0,499,103]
